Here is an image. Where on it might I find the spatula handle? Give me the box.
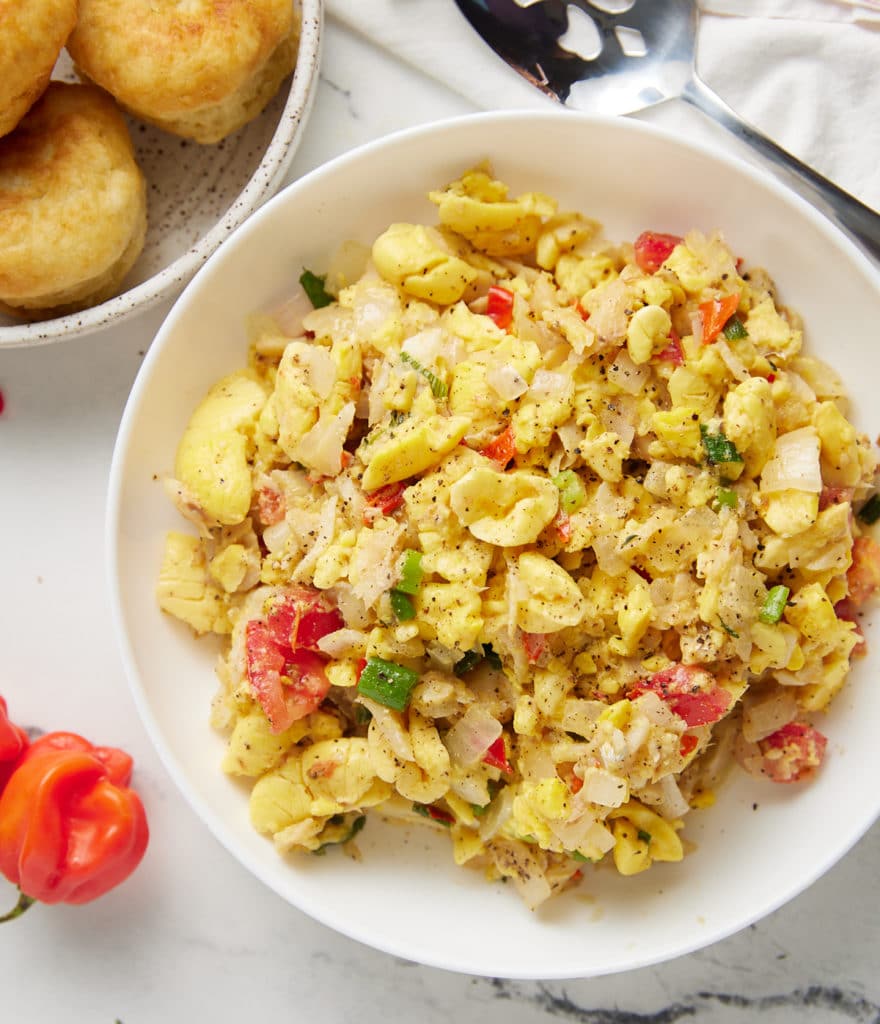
[683,75,880,263]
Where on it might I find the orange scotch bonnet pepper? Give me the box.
[0,729,149,921]
[0,697,29,793]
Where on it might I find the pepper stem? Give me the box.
[0,890,36,923]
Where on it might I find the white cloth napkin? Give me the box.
[325,0,880,211]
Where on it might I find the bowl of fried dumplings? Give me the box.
[0,0,321,347]
[109,110,880,979]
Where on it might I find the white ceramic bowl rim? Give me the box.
[0,0,322,350]
[108,109,880,979]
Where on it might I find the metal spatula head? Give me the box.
[453,0,697,115]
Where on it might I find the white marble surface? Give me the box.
[2,15,880,1021]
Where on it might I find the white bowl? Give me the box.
[0,0,322,349]
[108,110,880,979]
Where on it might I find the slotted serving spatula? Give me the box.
[453,0,880,260]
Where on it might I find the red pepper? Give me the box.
[483,735,513,774]
[634,231,683,274]
[486,285,515,330]
[698,292,740,344]
[363,481,407,520]
[0,735,148,920]
[0,698,29,793]
[554,510,572,543]
[679,734,699,758]
[657,329,684,366]
[480,424,517,467]
[522,632,547,665]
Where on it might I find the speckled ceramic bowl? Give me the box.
[0,0,321,349]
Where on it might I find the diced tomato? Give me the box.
[657,329,684,366]
[522,631,547,665]
[356,658,368,679]
[245,620,290,733]
[699,292,741,344]
[679,734,699,758]
[758,721,827,783]
[847,534,880,606]
[480,424,516,467]
[629,663,732,727]
[246,588,339,733]
[256,486,285,526]
[363,481,406,520]
[633,231,683,274]
[834,598,867,657]
[483,735,513,774]
[265,586,343,651]
[487,285,515,330]
[555,510,572,543]
[818,486,854,512]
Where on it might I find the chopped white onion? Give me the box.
[529,369,571,401]
[316,628,368,659]
[478,787,515,841]
[607,349,648,394]
[742,689,799,743]
[261,519,291,554]
[488,363,528,401]
[714,338,750,382]
[580,766,628,808]
[689,310,704,346]
[760,426,823,494]
[402,326,445,368]
[291,402,356,478]
[291,497,338,582]
[600,399,637,447]
[443,706,502,767]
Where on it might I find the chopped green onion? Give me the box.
[858,494,880,525]
[484,645,503,670]
[396,549,424,594]
[722,314,748,341]
[354,704,373,725]
[700,424,744,465]
[759,585,790,624]
[400,351,448,398]
[299,269,333,309]
[552,469,587,513]
[412,803,453,826]
[390,589,416,621]
[637,829,652,845]
[621,534,638,548]
[356,657,419,711]
[718,616,740,638]
[569,850,593,863]
[454,649,483,676]
[716,487,738,510]
[313,814,366,854]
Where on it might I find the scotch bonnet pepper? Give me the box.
[0,730,149,921]
[0,697,29,793]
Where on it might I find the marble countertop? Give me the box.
[3,14,880,1022]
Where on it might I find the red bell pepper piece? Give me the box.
[0,697,29,794]
[486,285,515,330]
[363,481,407,520]
[699,292,741,344]
[629,663,731,727]
[634,231,683,274]
[483,735,513,774]
[0,736,148,920]
[480,425,516,467]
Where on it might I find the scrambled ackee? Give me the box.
[157,166,880,908]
